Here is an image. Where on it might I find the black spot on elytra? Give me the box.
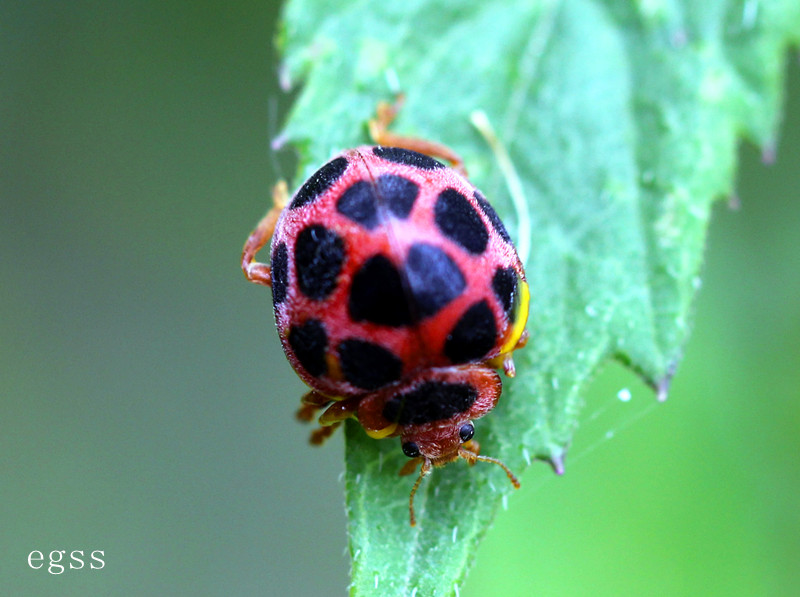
[349,255,412,326]
[376,174,419,219]
[475,190,512,243]
[336,180,379,230]
[383,381,478,426]
[288,320,328,378]
[271,242,288,305]
[435,189,489,255]
[289,156,349,210]
[294,225,344,300]
[337,175,419,229]
[373,146,445,171]
[404,243,465,319]
[338,339,402,390]
[491,266,517,320]
[445,300,497,364]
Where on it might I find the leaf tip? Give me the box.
[655,360,679,403]
[545,451,566,476]
[656,381,669,403]
[761,141,777,165]
[278,62,293,93]
[271,132,289,152]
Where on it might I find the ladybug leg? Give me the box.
[491,328,530,377]
[318,396,360,426]
[499,329,531,376]
[303,396,361,446]
[368,93,468,177]
[460,439,482,464]
[295,390,331,422]
[296,392,359,445]
[488,352,516,377]
[501,354,517,378]
[295,402,318,422]
[300,389,332,406]
[515,329,530,349]
[398,457,423,477]
[241,180,289,286]
[310,422,341,445]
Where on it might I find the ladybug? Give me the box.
[242,99,529,525]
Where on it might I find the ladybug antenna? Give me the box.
[408,458,432,527]
[458,447,521,489]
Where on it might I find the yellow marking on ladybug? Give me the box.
[363,422,398,439]
[501,277,530,356]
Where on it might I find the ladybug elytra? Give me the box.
[243,99,529,525]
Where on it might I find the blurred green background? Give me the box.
[2,3,798,596]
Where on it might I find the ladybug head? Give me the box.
[399,418,519,527]
[400,418,476,466]
[356,366,520,525]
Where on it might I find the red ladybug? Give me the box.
[243,103,529,525]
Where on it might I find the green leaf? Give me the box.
[276,1,800,595]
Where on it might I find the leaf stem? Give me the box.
[469,109,532,266]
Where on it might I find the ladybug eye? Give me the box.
[459,423,475,443]
[402,442,421,458]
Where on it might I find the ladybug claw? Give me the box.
[241,181,289,287]
[516,329,530,349]
[296,390,334,422]
[368,94,466,175]
[309,422,341,445]
[295,403,318,422]
[503,355,516,378]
